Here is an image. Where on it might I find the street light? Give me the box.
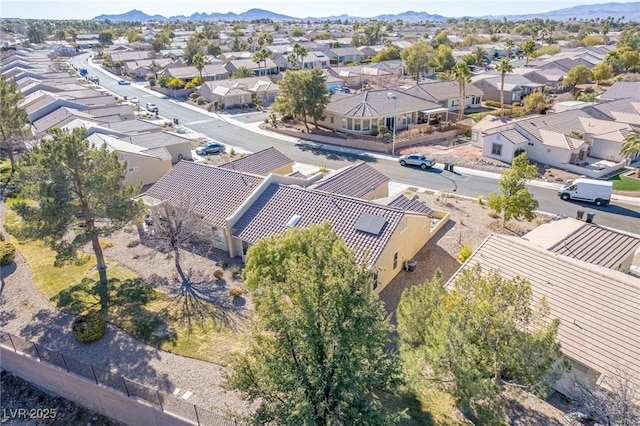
[387,92,397,155]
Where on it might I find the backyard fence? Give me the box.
[0,331,245,426]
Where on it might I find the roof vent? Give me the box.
[286,214,302,228]
[355,213,387,235]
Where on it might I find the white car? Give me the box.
[146,103,159,113]
[398,153,435,169]
[129,97,139,105]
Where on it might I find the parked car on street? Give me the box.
[145,103,159,113]
[399,153,435,169]
[118,79,131,85]
[196,141,226,155]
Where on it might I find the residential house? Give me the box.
[471,74,544,105]
[87,133,172,186]
[275,51,331,71]
[448,232,640,398]
[317,90,448,135]
[123,58,173,79]
[199,77,279,107]
[470,115,520,148]
[599,82,640,102]
[119,132,192,163]
[219,147,294,176]
[326,47,365,65]
[161,65,200,82]
[309,162,390,200]
[477,110,632,176]
[224,58,279,76]
[403,80,484,113]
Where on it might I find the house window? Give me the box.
[393,252,398,270]
[363,119,370,131]
[341,118,347,129]
[491,143,503,156]
[372,273,379,290]
[347,118,353,130]
[472,132,478,142]
[354,120,361,131]
[330,116,334,124]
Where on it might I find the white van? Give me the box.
[557,178,613,206]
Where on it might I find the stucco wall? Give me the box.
[121,153,172,186]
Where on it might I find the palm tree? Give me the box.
[147,60,162,81]
[522,39,536,67]
[292,43,308,70]
[496,58,513,117]
[473,46,488,67]
[233,66,254,79]
[253,48,269,76]
[451,62,472,122]
[192,53,208,80]
[504,38,514,60]
[620,130,640,176]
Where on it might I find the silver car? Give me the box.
[399,153,435,169]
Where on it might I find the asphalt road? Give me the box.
[73,54,640,233]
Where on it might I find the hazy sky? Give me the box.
[1,0,636,20]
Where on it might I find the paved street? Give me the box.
[73,54,640,233]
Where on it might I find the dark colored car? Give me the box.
[196,141,226,155]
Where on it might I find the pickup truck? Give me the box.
[399,153,435,169]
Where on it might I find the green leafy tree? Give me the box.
[291,26,304,37]
[522,39,536,66]
[27,24,47,44]
[487,152,539,228]
[523,91,548,114]
[621,48,639,71]
[183,34,207,65]
[617,24,640,51]
[434,30,450,47]
[605,50,625,75]
[371,46,401,63]
[591,62,612,89]
[124,28,143,43]
[564,65,593,94]
[398,265,565,425]
[98,30,113,44]
[226,223,403,426]
[157,74,171,88]
[55,29,66,42]
[0,74,29,177]
[168,78,184,89]
[451,62,472,121]
[12,127,143,312]
[496,58,513,116]
[432,44,456,71]
[400,40,434,83]
[232,66,254,79]
[151,31,170,53]
[273,69,330,131]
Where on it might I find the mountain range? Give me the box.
[93,2,640,23]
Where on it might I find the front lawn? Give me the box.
[609,174,640,191]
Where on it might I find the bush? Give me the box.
[230,264,241,278]
[220,259,229,269]
[72,313,106,343]
[458,243,473,263]
[229,286,244,298]
[476,195,483,205]
[230,148,236,156]
[0,241,15,266]
[213,269,224,280]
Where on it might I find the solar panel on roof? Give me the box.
[354,213,387,235]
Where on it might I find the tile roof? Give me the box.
[404,80,483,103]
[219,147,293,176]
[145,162,264,228]
[325,89,442,118]
[501,129,529,144]
[120,132,191,150]
[515,109,625,142]
[548,224,640,270]
[448,233,640,384]
[384,194,434,217]
[310,162,390,199]
[600,82,640,101]
[232,184,405,265]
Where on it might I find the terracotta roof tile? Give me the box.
[232,184,404,266]
[311,162,390,199]
[219,147,293,176]
[145,162,264,228]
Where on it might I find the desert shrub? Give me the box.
[220,259,229,269]
[100,239,115,249]
[72,313,106,343]
[0,241,16,266]
[230,264,241,278]
[476,195,483,205]
[230,148,236,156]
[458,243,473,263]
[213,269,224,280]
[229,286,244,298]
[126,240,139,248]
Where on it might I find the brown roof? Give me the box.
[448,234,640,384]
[382,194,434,217]
[325,90,443,118]
[219,147,293,176]
[549,224,640,270]
[310,162,390,199]
[232,184,405,266]
[145,162,264,228]
[404,80,483,103]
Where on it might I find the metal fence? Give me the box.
[0,331,245,426]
